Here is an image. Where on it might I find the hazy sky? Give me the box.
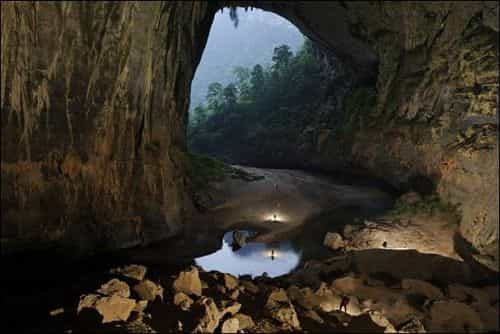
[190,8,304,110]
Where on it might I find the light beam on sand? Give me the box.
[263,213,287,223]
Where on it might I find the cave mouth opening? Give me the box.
[186,7,398,196]
[187,6,312,168]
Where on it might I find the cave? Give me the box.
[1,2,499,332]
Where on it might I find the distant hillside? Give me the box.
[190,8,304,110]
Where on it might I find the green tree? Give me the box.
[193,105,207,126]
[223,83,238,111]
[272,44,293,76]
[233,66,252,103]
[206,82,223,114]
[250,64,265,99]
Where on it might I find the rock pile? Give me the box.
[75,260,498,333]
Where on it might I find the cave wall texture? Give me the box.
[1,1,498,269]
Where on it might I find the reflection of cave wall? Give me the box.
[1,2,498,269]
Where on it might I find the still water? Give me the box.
[195,230,301,278]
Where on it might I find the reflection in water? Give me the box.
[195,231,301,278]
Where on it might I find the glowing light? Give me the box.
[264,213,284,222]
[263,249,280,259]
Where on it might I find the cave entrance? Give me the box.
[187,7,312,168]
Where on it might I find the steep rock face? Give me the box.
[1,2,498,269]
[1,2,216,254]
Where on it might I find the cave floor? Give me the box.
[3,167,498,333]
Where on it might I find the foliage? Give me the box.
[186,152,232,189]
[389,194,460,218]
[188,38,323,155]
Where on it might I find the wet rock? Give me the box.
[134,280,163,302]
[173,266,202,296]
[401,279,444,300]
[193,297,221,333]
[240,279,259,294]
[232,230,247,248]
[426,300,483,332]
[173,292,193,311]
[223,273,239,290]
[221,317,239,333]
[398,317,426,333]
[77,294,136,323]
[399,192,422,205]
[234,313,255,330]
[323,232,345,250]
[97,279,130,298]
[110,264,147,282]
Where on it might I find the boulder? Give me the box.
[133,300,148,313]
[398,318,426,333]
[265,288,289,309]
[221,317,240,333]
[77,294,136,323]
[426,300,483,332]
[110,264,147,281]
[287,285,322,310]
[240,280,259,294]
[401,279,443,300]
[269,305,301,330]
[265,289,300,329]
[193,297,221,333]
[223,273,239,290]
[173,292,193,311]
[220,300,242,316]
[97,279,130,298]
[323,232,344,250]
[232,230,247,248]
[302,309,324,324]
[234,313,255,330]
[368,310,397,333]
[399,192,422,205]
[133,279,163,301]
[173,266,202,296]
[229,289,239,300]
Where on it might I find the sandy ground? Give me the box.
[194,166,393,242]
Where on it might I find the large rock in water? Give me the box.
[323,232,345,250]
[173,266,202,296]
[77,294,136,323]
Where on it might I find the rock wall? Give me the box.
[1,2,216,254]
[1,1,498,269]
